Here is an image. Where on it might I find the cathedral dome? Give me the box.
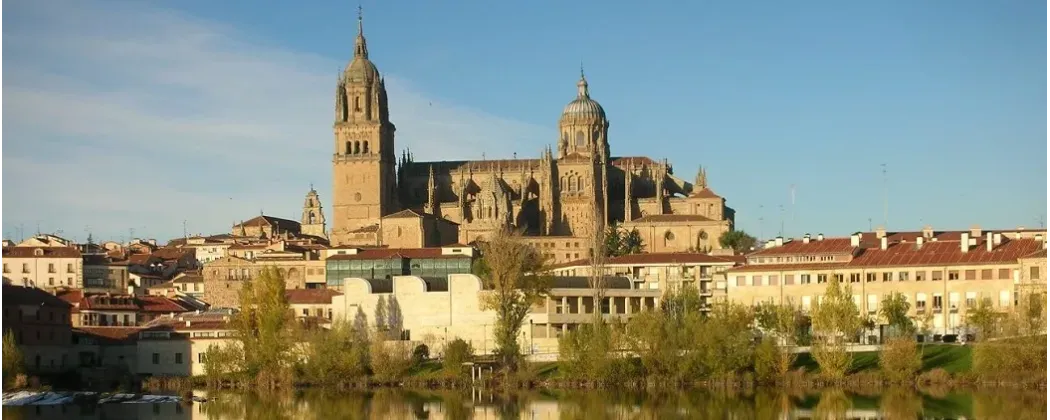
[344,57,380,83]
[561,73,605,120]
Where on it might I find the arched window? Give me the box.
[345,141,352,155]
[354,141,361,154]
[664,231,676,248]
[576,175,583,191]
[575,131,585,147]
[308,212,315,224]
[354,96,361,111]
[363,141,369,154]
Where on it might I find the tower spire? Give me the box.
[577,63,589,98]
[354,5,369,58]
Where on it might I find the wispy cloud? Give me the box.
[2,0,546,242]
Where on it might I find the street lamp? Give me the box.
[529,319,534,355]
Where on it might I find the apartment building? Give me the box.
[1,284,74,373]
[724,227,1047,336]
[2,246,83,289]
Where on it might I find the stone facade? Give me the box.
[324,12,734,261]
[202,256,310,308]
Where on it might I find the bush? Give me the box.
[753,337,780,384]
[411,344,430,366]
[442,338,474,375]
[559,322,626,384]
[917,368,952,385]
[878,338,921,384]
[370,338,413,382]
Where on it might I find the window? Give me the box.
[931,271,943,281]
[882,272,892,282]
[965,292,977,309]
[734,276,745,287]
[66,263,74,273]
[175,353,183,364]
[800,274,811,285]
[833,274,844,283]
[980,269,992,280]
[22,263,29,273]
[816,274,828,284]
[1031,267,1041,280]
[2,264,7,273]
[915,271,925,281]
[849,273,860,283]
[933,294,943,311]
[948,270,959,281]
[867,295,878,314]
[964,270,976,280]
[898,272,909,281]
[999,290,1011,307]
[47,263,55,273]
[769,275,779,286]
[998,268,1011,279]
[865,273,876,283]
[784,274,794,285]
[152,353,160,364]
[915,294,927,311]
[199,353,206,364]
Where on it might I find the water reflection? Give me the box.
[3,387,1045,419]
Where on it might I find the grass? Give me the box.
[791,344,972,374]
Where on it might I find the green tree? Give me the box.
[202,343,244,387]
[302,320,369,385]
[603,223,645,257]
[374,296,388,333]
[753,337,781,384]
[2,330,24,389]
[718,230,757,254]
[232,266,296,387]
[879,292,914,338]
[967,297,999,340]
[474,229,550,371]
[811,276,861,380]
[754,301,802,377]
[442,338,474,376]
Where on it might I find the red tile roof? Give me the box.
[2,246,81,258]
[75,327,144,342]
[729,237,1044,272]
[689,188,722,199]
[749,238,855,256]
[286,289,342,305]
[326,248,471,261]
[550,252,740,270]
[1023,249,1047,259]
[3,285,73,308]
[138,296,190,313]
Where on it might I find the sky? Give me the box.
[3,0,1046,244]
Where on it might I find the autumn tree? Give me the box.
[718,230,758,254]
[811,276,861,380]
[2,330,24,389]
[474,229,550,371]
[967,297,999,340]
[232,266,296,387]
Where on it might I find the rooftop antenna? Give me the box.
[789,184,796,238]
[183,220,188,240]
[868,217,873,232]
[778,204,785,237]
[881,163,888,229]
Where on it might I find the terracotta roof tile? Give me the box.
[75,327,144,342]
[286,289,342,305]
[3,285,73,308]
[729,237,1044,272]
[138,296,190,313]
[689,188,722,199]
[550,252,740,270]
[2,246,81,259]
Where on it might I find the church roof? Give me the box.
[611,156,658,168]
[234,215,301,232]
[689,188,722,199]
[629,214,716,223]
[382,209,460,225]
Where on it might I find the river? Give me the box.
[2,387,1046,419]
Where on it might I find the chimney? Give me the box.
[802,234,811,244]
[986,232,993,252]
[1037,234,1044,246]
[775,236,784,247]
[970,225,982,238]
[922,225,934,239]
[875,226,886,239]
[766,239,775,249]
[1014,232,1022,240]
[817,233,824,241]
[993,233,1003,246]
[960,232,969,253]
[850,233,861,247]
[880,237,888,251]
[185,320,192,327]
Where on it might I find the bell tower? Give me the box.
[300,186,327,238]
[331,8,398,244]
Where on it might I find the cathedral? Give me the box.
[320,12,735,262]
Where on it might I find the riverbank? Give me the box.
[130,343,1043,393]
[1,390,204,406]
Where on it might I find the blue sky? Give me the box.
[3,0,1046,243]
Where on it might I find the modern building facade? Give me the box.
[723,227,1048,336]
